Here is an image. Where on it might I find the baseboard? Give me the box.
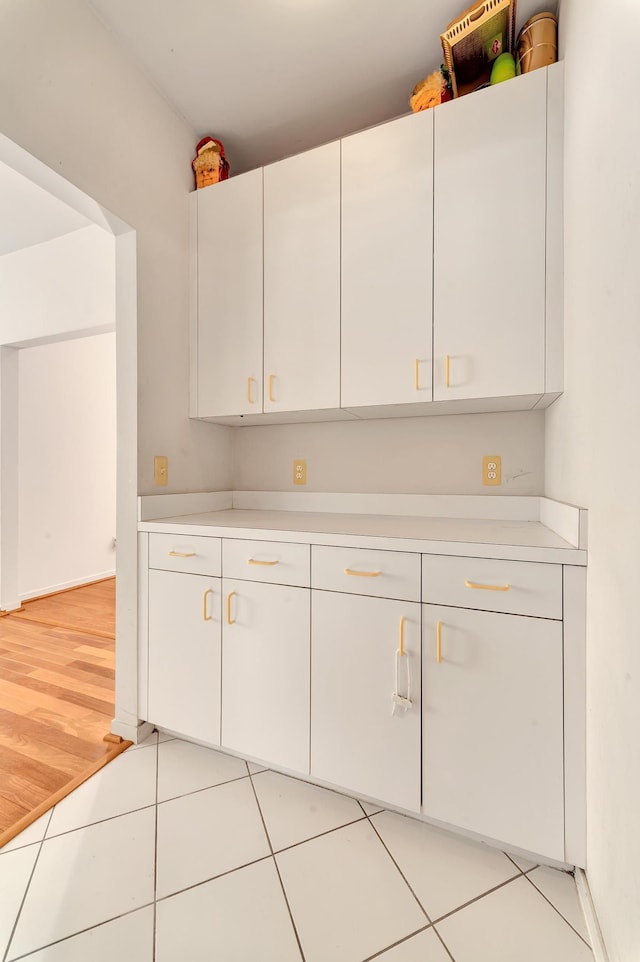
[20,571,116,604]
[575,869,610,962]
[110,719,154,745]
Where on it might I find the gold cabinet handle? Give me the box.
[464,579,511,592]
[268,374,276,402]
[414,359,420,391]
[399,616,406,657]
[226,591,236,625]
[344,568,381,578]
[445,354,451,388]
[436,620,443,664]
[168,550,196,558]
[247,558,279,566]
[203,588,213,622]
[247,377,256,404]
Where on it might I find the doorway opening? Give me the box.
[0,134,138,845]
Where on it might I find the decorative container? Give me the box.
[517,12,558,74]
[192,137,230,189]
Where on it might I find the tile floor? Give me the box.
[0,732,594,961]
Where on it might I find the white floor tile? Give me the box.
[1,812,51,853]
[508,852,538,872]
[157,738,248,802]
[8,807,155,960]
[0,845,40,958]
[360,800,385,816]
[252,770,363,851]
[436,876,594,962]
[372,928,451,961]
[528,866,590,942]
[248,761,268,774]
[126,731,159,751]
[156,777,270,899]
[14,906,154,961]
[156,858,301,962]
[371,811,519,921]
[276,820,426,962]
[46,747,157,837]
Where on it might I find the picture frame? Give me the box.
[441,0,517,98]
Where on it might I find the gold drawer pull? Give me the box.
[247,376,256,404]
[399,616,406,657]
[268,374,276,402]
[248,558,279,566]
[226,591,236,625]
[445,354,451,388]
[344,568,381,578]
[168,550,196,558]
[464,579,511,592]
[203,588,213,622]
[436,620,443,664]
[414,359,420,391]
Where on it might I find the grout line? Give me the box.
[429,872,524,926]
[156,771,251,807]
[505,853,530,875]
[273,815,368,856]
[155,854,273,905]
[2,807,54,962]
[431,924,457,962]
[6,903,156,962]
[524,872,591,948]
[42,802,158,844]
[247,770,306,962]
[152,731,159,962]
[360,923,433,962]
[366,816,432,924]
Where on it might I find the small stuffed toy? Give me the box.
[192,137,230,189]
[409,66,453,112]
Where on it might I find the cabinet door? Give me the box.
[311,592,421,812]
[197,170,263,417]
[433,69,547,400]
[423,605,564,860]
[221,579,310,772]
[148,570,221,744]
[341,111,433,408]
[264,143,340,412]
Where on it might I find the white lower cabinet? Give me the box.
[148,569,222,745]
[311,591,421,813]
[221,578,310,772]
[422,604,565,860]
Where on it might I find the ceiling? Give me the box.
[86,0,552,174]
[0,161,90,257]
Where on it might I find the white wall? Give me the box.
[548,2,640,959]
[0,0,232,494]
[0,226,115,346]
[18,333,116,599]
[233,411,545,494]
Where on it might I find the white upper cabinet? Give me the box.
[196,168,263,417]
[263,142,340,413]
[341,110,434,409]
[433,69,548,401]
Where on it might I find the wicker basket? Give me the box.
[517,12,558,74]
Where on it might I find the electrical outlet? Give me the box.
[293,459,307,485]
[154,455,169,486]
[482,455,501,486]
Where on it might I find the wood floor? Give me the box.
[0,579,121,845]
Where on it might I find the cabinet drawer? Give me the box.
[148,533,221,576]
[422,555,562,619]
[223,539,310,587]
[312,546,420,601]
